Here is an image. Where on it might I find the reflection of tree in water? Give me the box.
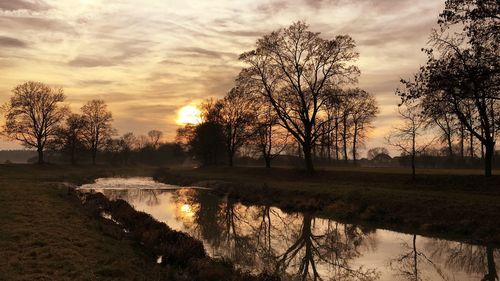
[183,191,257,266]
[180,189,224,246]
[390,235,448,281]
[428,240,499,281]
[276,214,379,281]
[181,191,380,280]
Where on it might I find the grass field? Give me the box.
[155,165,500,245]
[0,164,168,281]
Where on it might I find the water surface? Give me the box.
[80,177,499,281]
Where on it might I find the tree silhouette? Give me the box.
[399,0,499,176]
[386,103,434,179]
[2,81,67,164]
[81,99,114,165]
[51,113,86,165]
[219,86,257,166]
[147,130,163,149]
[349,89,379,162]
[240,21,359,173]
[252,100,289,168]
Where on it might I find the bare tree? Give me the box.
[349,89,379,162]
[2,81,67,164]
[119,132,137,164]
[386,103,433,179]
[323,88,345,161]
[253,100,289,168]
[147,130,163,149]
[81,99,114,165]
[52,113,86,165]
[239,21,359,173]
[219,86,257,166]
[400,0,499,176]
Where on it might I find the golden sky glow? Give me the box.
[0,0,444,153]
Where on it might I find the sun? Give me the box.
[176,105,201,125]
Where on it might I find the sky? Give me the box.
[0,0,444,155]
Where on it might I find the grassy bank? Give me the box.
[0,164,282,281]
[154,166,500,245]
[0,164,168,281]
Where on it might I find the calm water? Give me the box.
[80,177,499,281]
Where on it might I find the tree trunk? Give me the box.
[446,133,453,158]
[484,246,498,281]
[228,151,234,167]
[470,129,474,158]
[481,127,485,160]
[342,117,348,163]
[460,124,465,160]
[412,235,418,281]
[352,124,357,163]
[412,133,416,180]
[334,117,339,161]
[484,140,494,177]
[264,157,271,169]
[37,147,44,165]
[91,148,97,165]
[303,143,314,174]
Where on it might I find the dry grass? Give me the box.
[0,164,168,281]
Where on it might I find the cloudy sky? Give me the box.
[0,0,443,153]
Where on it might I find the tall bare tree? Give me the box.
[81,99,114,165]
[386,103,433,180]
[2,81,67,164]
[349,89,379,162]
[253,100,289,168]
[219,86,257,166]
[239,21,359,173]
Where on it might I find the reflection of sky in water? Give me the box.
[82,178,499,281]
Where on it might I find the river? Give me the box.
[80,177,499,281]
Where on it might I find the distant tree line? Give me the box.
[1,81,183,165]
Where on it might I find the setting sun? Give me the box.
[176,105,202,125]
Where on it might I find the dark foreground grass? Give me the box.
[154,166,500,245]
[0,164,168,281]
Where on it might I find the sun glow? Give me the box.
[176,105,202,125]
[180,203,194,218]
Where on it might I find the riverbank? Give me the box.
[0,164,167,280]
[0,164,282,281]
[154,166,500,245]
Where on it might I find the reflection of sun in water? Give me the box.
[176,105,201,125]
[180,203,194,218]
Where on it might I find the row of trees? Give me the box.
[391,0,499,177]
[1,81,176,165]
[177,22,379,173]
[1,81,114,164]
